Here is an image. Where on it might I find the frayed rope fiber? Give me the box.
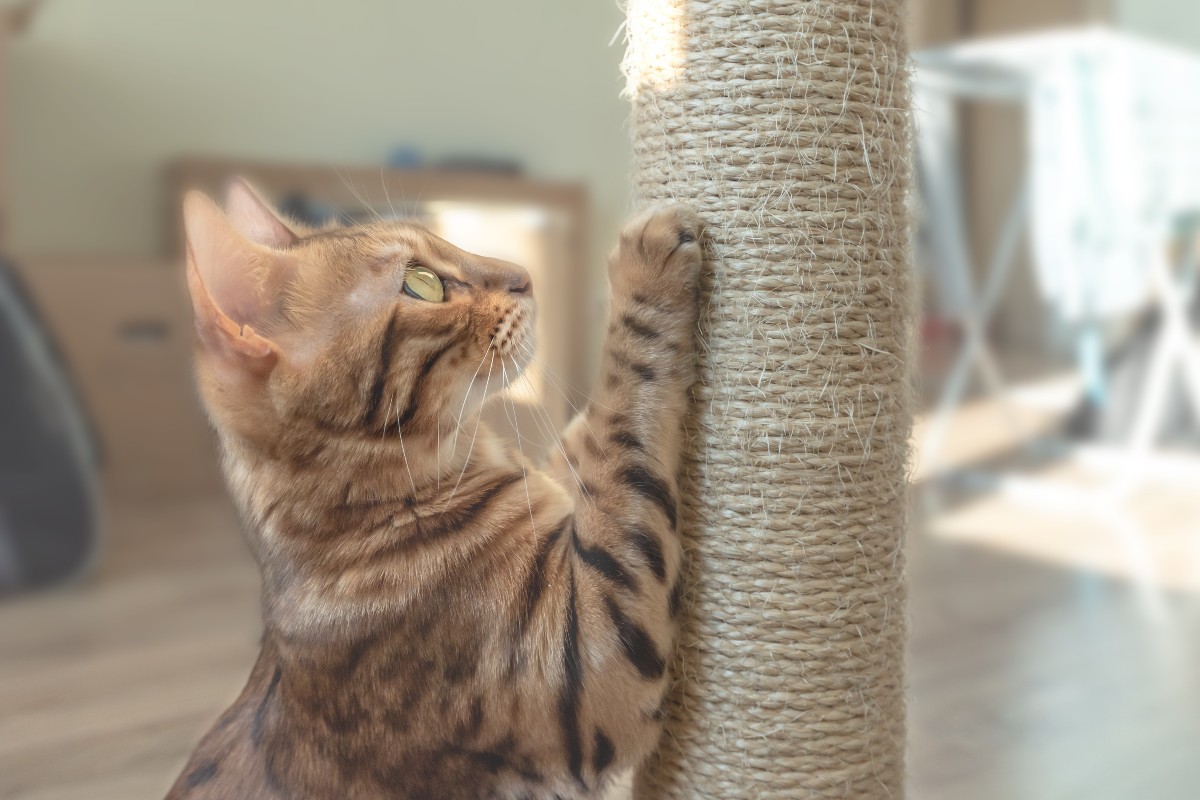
[622,2,913,798]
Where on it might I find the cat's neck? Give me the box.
[215,415,519,634]
[222,415,505,504]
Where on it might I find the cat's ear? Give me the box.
[183,190,296,374]
[225,179,299,249]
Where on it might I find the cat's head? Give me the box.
[182,180,535,452]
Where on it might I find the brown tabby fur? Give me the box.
[166,182,701,800]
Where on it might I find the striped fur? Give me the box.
[168,191,701,800]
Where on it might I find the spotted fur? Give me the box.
[166,184,701,800]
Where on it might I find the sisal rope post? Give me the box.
[622,2,913,798]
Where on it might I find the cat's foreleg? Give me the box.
[562,202,702,520]
[561,201,702,705]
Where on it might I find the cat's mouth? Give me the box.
[492,303,535,359]
[489,304,535,381]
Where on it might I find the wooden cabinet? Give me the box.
[17,258,223,500]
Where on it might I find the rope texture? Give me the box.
[622,2,913,797]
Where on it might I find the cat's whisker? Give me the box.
[520,347,603,441]
[451,341,495,453]
[444,350,495,509]
[335,169,386,224]
[514,339,618,414]
[502,365,557,456]
[510,355,589,500]
[379,167,397,221]
[505,366,556,448]
[381,390,419,498]
[512,342,614,450]
[520,374,570,454]
[380,392,395,444]
[393,396,419,500]
[519,372,600,452]
[500,357,538,537]
[411,183,429,223]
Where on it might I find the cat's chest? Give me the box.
[248,653,586,800]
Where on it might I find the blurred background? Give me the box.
[1,0,1198,798]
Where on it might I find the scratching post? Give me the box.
[622,2,912,798]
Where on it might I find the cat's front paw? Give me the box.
[612,202,703,304]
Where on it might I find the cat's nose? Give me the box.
[474,259,533,296]
[508,274,533,296]
[501,266,533,296]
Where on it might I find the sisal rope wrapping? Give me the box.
[622,2,913,798]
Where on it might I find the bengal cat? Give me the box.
[165,180,701,799]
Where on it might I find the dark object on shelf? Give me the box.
[387,145,424,170]
[277,191,340,228]
[435,155,523,175]
[0,255,100,593]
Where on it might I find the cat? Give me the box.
[165,179,701,799]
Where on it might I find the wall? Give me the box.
[908,0,961,49]
[1117,0,1200,49]
[9,0,631,273]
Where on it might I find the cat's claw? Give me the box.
[613,202,703,298]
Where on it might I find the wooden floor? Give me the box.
[908,528,1200,800]
[2,487,1199,799]
[0,497,259,800]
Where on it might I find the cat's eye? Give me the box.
[402,265,445,302]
